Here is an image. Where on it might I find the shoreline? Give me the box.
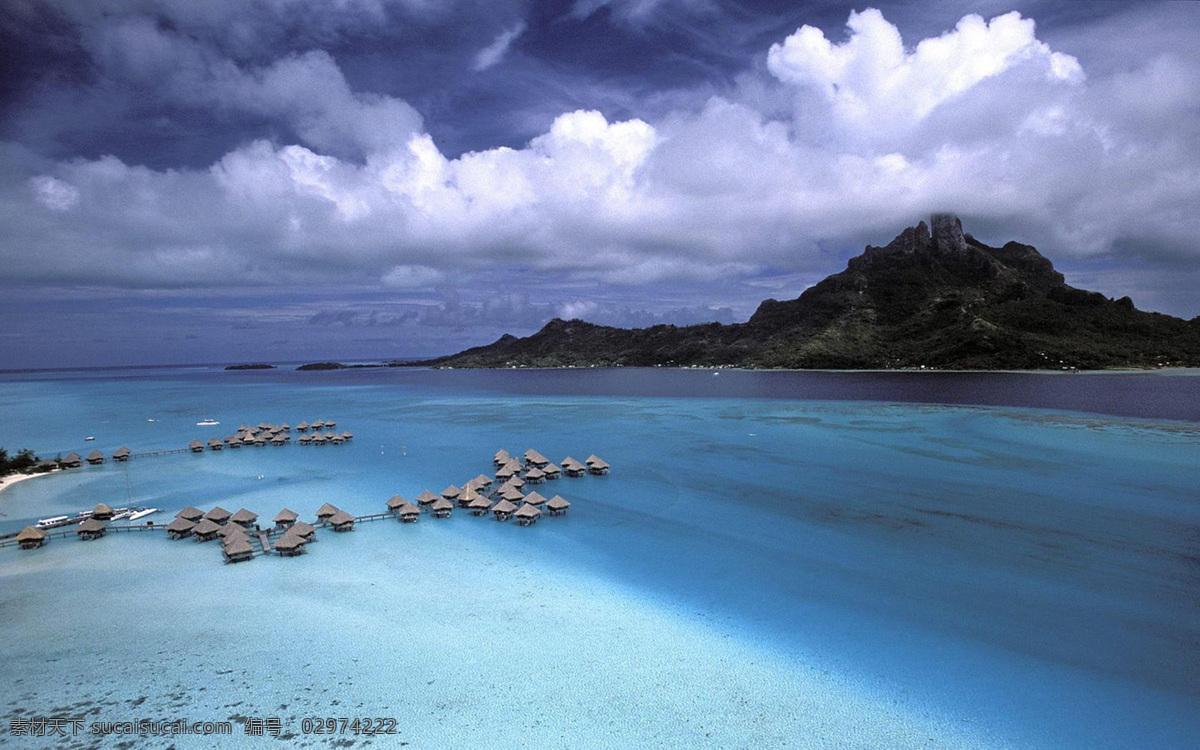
[0,471,51,496]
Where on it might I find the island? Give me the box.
[414,215,1200,371]
[224,363,276,370]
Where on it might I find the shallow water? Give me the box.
[1,368,1198,748]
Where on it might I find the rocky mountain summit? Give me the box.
[420,215,1200,370]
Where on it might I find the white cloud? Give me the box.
[473,22,526,72]
[3,6,1200,319]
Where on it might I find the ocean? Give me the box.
[0,367,1197,748]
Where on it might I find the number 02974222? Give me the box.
[300,718,398,735]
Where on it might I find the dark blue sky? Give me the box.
[2,1,1198,367]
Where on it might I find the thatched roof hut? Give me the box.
[222,535,255,563]
[92,503,114,520]
[315,503,339,521]
[499,486,525,503]
[291,521,316,539]
[468,495,493,516]
[494,449,511,466]
[398,501,420,522]
[431,497,453,518]
[78,518,107,535]
[561,457,586,476]
[457,486,481,508]
[546,495,571,515]
[297,421,310,432]
[440,484,462,500]
[192,519,221,541]
[325,419,337,428]
[188,440,204,453]
[329,509,356,531]
[254,436,268,447]
[271,434,287,446]
[176,506,204,521]
[86,449,105,465]
[524,467,545,483]
[273,508,298,526]
[416,490,439,508]
[386,495,407,513]
[588,457,610,475]
[230,508,258,527]
[311,434,327,445]
[16,526,46,549]
[112,446,132,461]
[523,491,547,507]
[241,434,257,446]
[205,506,232,523]
[340,431,353,441]
[61,452,82,468]
[502,475,525,489]
[543,463,561,479]
[298,434,312,444]
[514,503,542,526]
[473,473,493,488]
[330,433,344,444]
[166,517,196,538]
[492,498,517,521]
[274,532,306,556]
[524,449,550,467]
[208,437,223,451]
[218,522,248,540]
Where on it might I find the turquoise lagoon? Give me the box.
[0,367,1198,748]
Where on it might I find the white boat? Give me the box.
[196,419,220,426]
[36,515,71,529]
[128,508,158,521]
[84,436,95,441]
[111,509,134,520]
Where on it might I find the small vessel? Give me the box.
[84,436,95,441]
[36,515,71,529]
[128,508,158,521]
[111,509,134,520]
[196,419,220,426]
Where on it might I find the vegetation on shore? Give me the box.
[0,447,44,478]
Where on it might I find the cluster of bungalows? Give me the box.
[182,420,354,451]
[52,447,132,468]
[13,500,127,550]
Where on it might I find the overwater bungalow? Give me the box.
[92,503,114,521]
[432,498,453,518]
[208,438,223,451]
[328,510,356,531]
[329,433,344,445]
[298,434,312,445]
[524,467,545,484]
[188,440,204,453]
[222,535,255,563]
[271,435,287,446]
[86,449,105,465]
[311,420,325,430]
[472,473,493,488]
[192,519,221,542]
[543,463,561,480]
[468,495,492,516]
[514,503,542,526]
[274,532,306,557]
[502,475,526,490]
[340,431,353,441]
[291,521,317,539]
[457,486,482,508]
[280,423,291,432]
[386,495,407,514]
[227,437,242,449]
[230,508,258,528]
[494,449,511,466]
[241,434,256,446]
[217,522,248,540]
[524,449,550,467]
[561,457,586,477]
[416,490,439,511]
[205,506,232,524]
[587,457,610,475]
[441,484,462,501]
[61,452,82,468]
[315,503,340,522]
[495,464,518,481]
[296,421,310,432]
[492,499,517,521]
[16,526,46,549]
[311,434,327,445]
[398,502,420,522]
[325,419,337,428]
[112,446,132,462]
[166,517,195,539]
[254,436,268,447]
[499,486,526,503]
[176,506,204,522]
[546,495,571,516]
[257,422,272,432]
[523,491,547,507]
[274,509,298,528]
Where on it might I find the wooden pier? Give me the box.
[256,531,272,554]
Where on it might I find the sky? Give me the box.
[1,0,1198,368]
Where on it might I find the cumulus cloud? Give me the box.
[2,5,1200,321]
[473,21,526,71]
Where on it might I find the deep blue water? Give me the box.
[0,367,1197,748]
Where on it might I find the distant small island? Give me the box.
[225,363,276,370]
[410,215,1200,371]
[296,362,347,371]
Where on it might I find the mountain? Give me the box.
[420,215,1200,370]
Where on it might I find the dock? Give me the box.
[256,531,272,554]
